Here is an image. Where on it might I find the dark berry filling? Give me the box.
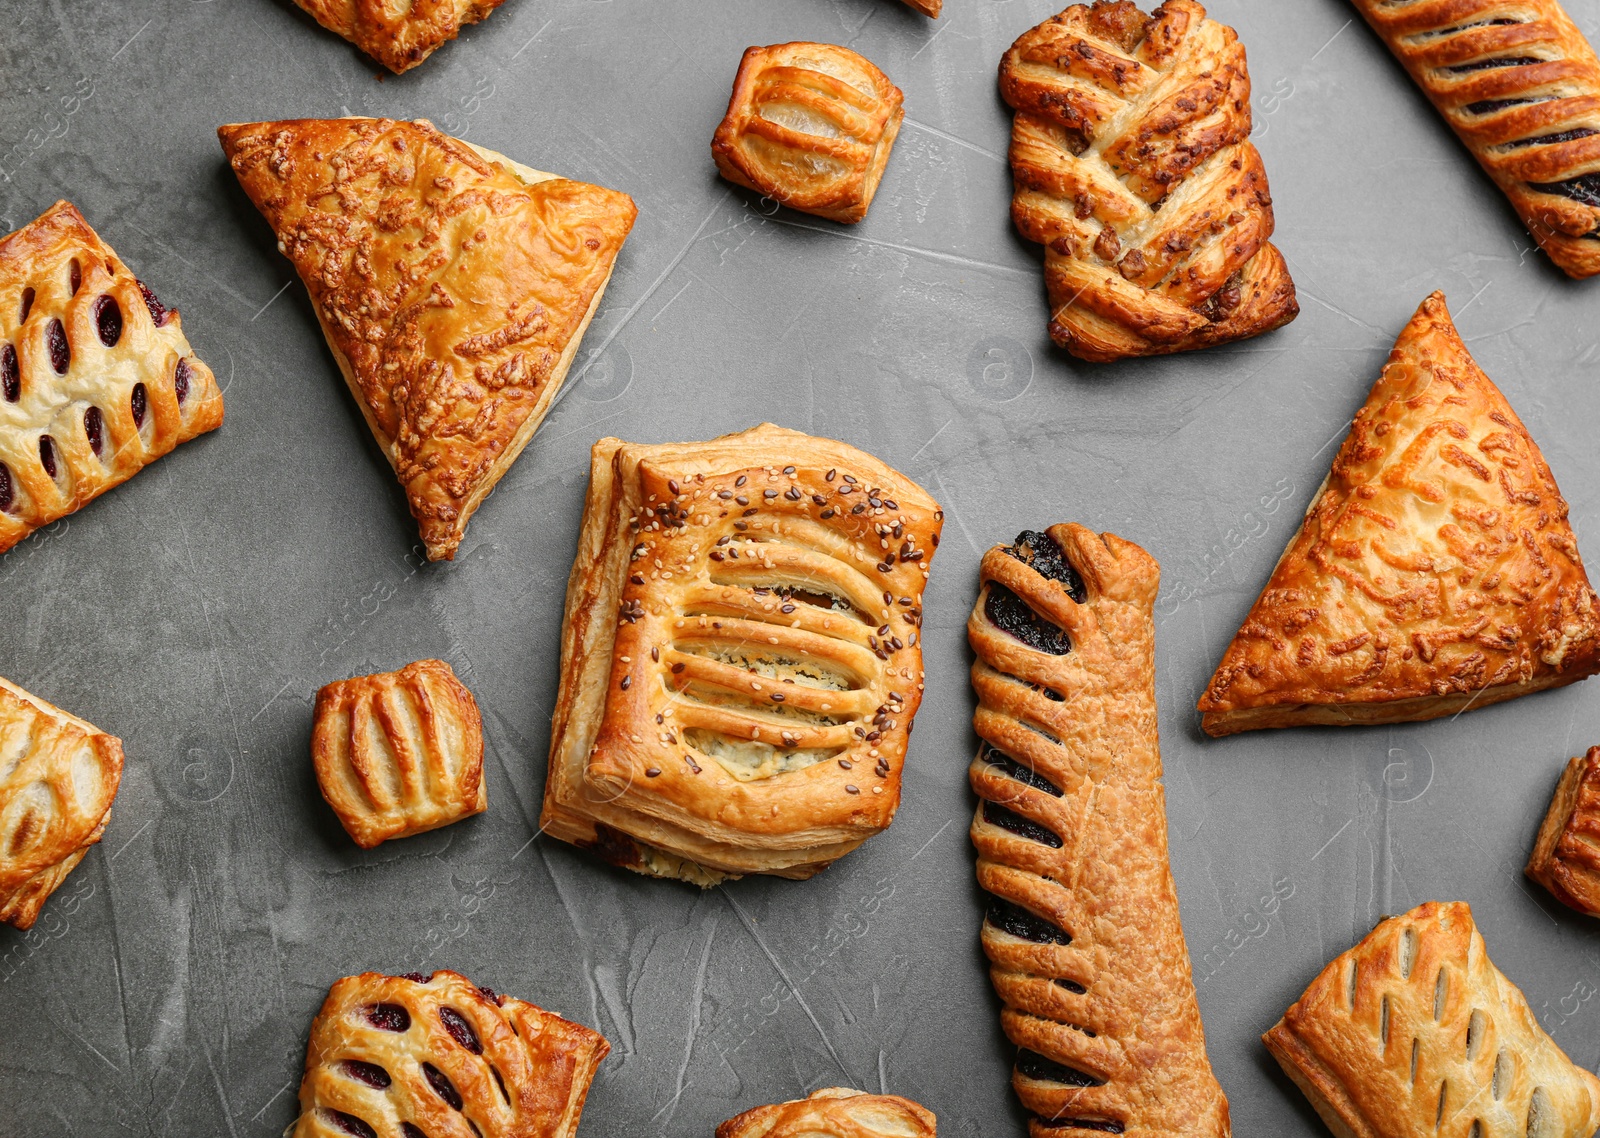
[1016,1049,1104,1087]
[439,1007,482,1054]
[1033,1117,1124,1133]
[18,288,34,323]
[984,801,1064,847]
[138,280,170,326]
[399,972,430,983]
[981,743,1064,797]
[46,319,69,374]
[325,1111,378,1138]
[422,1063,463,1110]
[175,358,192,404]
[38,436,56,479]
[365,1003,410,1032]
[0,464,12,513]
[68,259,81,295]
[93,295,122,346]
[986,583,1073,655]
[402,1126,428,1138]
[1443,55,1542,73]
[1503,127,1599,149]
[1531,172,1600,208]
[478,986,502,1005]
[986,897,1071,944]
[1004,530,1087,600]
[1055,977,1087,994]
[85,407,104,457]
[131,383,147,427]
[1,344,17,402]
[340,1060,391,1089]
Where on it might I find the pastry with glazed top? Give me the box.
[0,201,223,554]
[291,0,507,74]
[1264,901,1600,1138]
[312,659,485,849]
[0,676,123,930]
[218,116,637,561]
[968,524,1229,1137]
[712,42,904,224]
[899,0,942,15]
[716,1087,937,1138]
[999,1,1298,361]
[1527,745,1600,916]
[540,423,942,884]
[1349,0,1600,279]
[290,969,608,1138]
[1199,292,1600,735]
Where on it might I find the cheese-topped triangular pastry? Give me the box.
[290,0,507,74]
[1199,291,1600,735]
[218,117,637,561]
[1265,901,1600,1138]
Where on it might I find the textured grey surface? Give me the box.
[3,0,1600,1134]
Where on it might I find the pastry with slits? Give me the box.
[712,42,904,223]
[1526,745,1600,916]
[312,659,486,849]
[968,525,1229,1137]
[0,676,123,930]
[716,1087,937,1138]
[1265,901,1600,1138]
[0,201,223,554]
[291,969,608,1138]
[540,423,942,884]
[290,0,507,74]
[999,1,1298,361]
[1350,0,1600,279]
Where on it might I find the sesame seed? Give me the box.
[872,786,882,795]
[735,475,747,487]
[620,675,631,690]
[783,466,796,475]
[651,647,660,662]
[672,662,686,673]
[820,509,835,519]
[838,759,853,770]
[668,479,680,494]
[646,767,661,778]
[825,469,837,481]
[845,785,860,795]
[771,692,785,702]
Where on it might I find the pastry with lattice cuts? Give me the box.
[967,525,1229,1137]
[0,676,123,930]
[1199,292,1600,735]
[291,0,507,74]
[1527,745,1600,916]
[219,117,637,562]
[540,423,942,884]
[1265,901,1600,1138]
[313,660,485,849]
[1350,0,1600,279]
[712,42,904,223]
[0,201,223,554]
[291,969,608,1138]
[999,1,1298,361]
[717,1087,937,1138]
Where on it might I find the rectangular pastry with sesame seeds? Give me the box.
[539,422,942,884]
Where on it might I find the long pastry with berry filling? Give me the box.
[968,525,1229,1137]
[1350,0,1600,279]
[717,1087,937,1138]
[1526,745,1600,916]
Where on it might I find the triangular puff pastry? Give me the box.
[290,0,507,74]
[219,117,637,561]
[1199,292,1600,735]
[1265,901,1600,1138]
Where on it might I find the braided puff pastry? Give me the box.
[1265,901,1600,1138]
[713,43,904,224]
[1199,292,1600,735]
[0,201,223,554]
[1526,745,1600,916]
[219,117,637,561]
[541,423,942,884]
[292,970,608,1138]
[1000,1,1298,361]
[0,676,123,930]
[968,526,1229,1137]
[291,0,507,74]
[1349,0,1600,280]
[717,1087,937,1138]
[312,660,485,849]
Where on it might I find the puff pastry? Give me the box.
[218,117,637,561]
[1350,0,1600,280]
[291,0,507,74]
[999,1,1298,362]
[968,525,1229,1137]
[712,43,904,224]
[899,0,942,15]
[1265,901,1600,1138]
[291,969,608,1138]
[0,676,123,930]
[1199,292,1600,735]
[540,423,942,884]
[716,1087,936,1138]
[312,659,485,849]
[0,201,223,553]
[1526,745,1600,916]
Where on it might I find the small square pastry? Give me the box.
[313,659,485,849]
[0,676,123,929]
[1527,746,1600,916]
[717,1087,937,1138]
[219,117,637,561]
[1264,901,1600,1138]
[0,201,223,554]
[290,0,508,74]
[291,969,609,1138]
[712,42,904,223]
[540,423,942,884]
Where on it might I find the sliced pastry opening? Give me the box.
[985,896,1071,945]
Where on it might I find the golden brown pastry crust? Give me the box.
[0,201,223,553]
[540,423,942,883]
[0,676,123,930]
[291,0,507,74]
[999,1,1298,361]
[899,0,942,15]
[291,969,608,1138]
[716,1087,937,1138]
[312,659,485,849]
[218,117,637,561]
[1526,745,1600,915]
[1199,291,1600,735]
[712,42,905,224]
[1264,901,1600,1138]
[1349,0,1600,280]
[968,525,1229,1138]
